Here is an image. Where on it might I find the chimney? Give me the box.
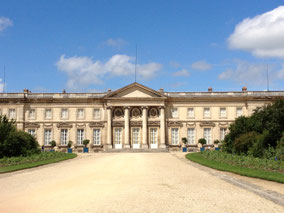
[62,89,66,94]
[107,89,112,93]
[242,86,247,92]
[208,87,213,92]
[23,88,29,93]
[159,88,164,93]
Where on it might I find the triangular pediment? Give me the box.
[104,82,165,99]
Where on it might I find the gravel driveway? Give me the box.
[0,153,283,213]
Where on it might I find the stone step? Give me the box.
[103,148,169,153]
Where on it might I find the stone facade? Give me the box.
[0,82,284,152]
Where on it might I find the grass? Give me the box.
[0,152,77,173]
[186,152,284,183]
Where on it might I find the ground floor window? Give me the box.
[28,129,36,137]
[187,128,195,144]
[114,128,122,145]
[171,128,179,145]
[77,129,84,145]
[150,128,158,145]
[93,129,101,145]
[44,129,52,146]
[132,128,140,145]
[203,128,211,144]
[220,128,227,140]
[60,129,68,145]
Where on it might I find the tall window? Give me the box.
[114,128,122,144]
[60,129,68,145]
[77,129,84,145]
[204,128,211,144]
[93,129,101,145]
[77,109,84,119]
[187,108,195,118]
[44,129,52,145]
[203,108,210,118]
[93,109,101,119]
[45,109,52,119]
[220,128,227,140]
[132,128,140,145]
[187,128,195,144]
[150,128,158,145]
[236,107,243,117]
[61,109,68,119]
[29,109,35,119]
[28,129,36,137]
[9,109,16,119]
[171,108,178,118]
[220,108,227,118]
[171,128,179,145]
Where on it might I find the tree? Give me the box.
[0,115,40,158]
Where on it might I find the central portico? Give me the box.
[104,83,167,149]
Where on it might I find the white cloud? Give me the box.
[0,17,13,32]
[169,61,180,68]
[103,38,128,49]
[191,60,212,70]
[0,78,4,92]
[218,60,267,85]
[173,69,190,77]
[228,6,284,59]
[56,54,162,91]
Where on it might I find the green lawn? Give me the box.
[0,152,77,173]
[186,152,284,183]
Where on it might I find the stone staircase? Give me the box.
[103,148,169,153]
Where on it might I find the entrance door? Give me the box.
[132,128,140,149]
[114,128,122,149]
[150,128,158,149]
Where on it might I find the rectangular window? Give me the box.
[61,109,68,119]
[171,128,179,145]
[236,107,243,117]
[204,128,212,144]
[29,109,35,119]
[28,129,36,137]
[44,129,52,146]
[150,128,158,145]
[220,108,227,118]
[187,108,195,118]
[132,128,140,145]
[77,129,84,145]
[45,109,52,119]
[9,109,16,119]
[93,109,101,119]
[171,108,178,118]
[60,129,68,145]
[77,109,84,119]
[93,129,101,145]
[220,128,227,140]
[203,108,210,118]
[114,128,122,145]
[187,128,195,145]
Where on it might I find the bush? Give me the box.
[0,115,40,158]
[83,139,90,147]
[182,137,188,145]
[214,139,220,145]
[233,132,259,155]
[198,138,206,146]
[67,141,73,148]
[50,140,56,148]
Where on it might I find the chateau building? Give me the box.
[0,82,284,151]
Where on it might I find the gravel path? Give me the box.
[0,153,283,213]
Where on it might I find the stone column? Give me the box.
[124,106,130,148]
[106,106,113,149]
[142,106,148,148]
[159,106,166,148]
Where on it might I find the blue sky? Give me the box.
[0,0,284,93]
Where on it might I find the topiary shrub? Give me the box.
[182,137,188,145]
[83,139,90,148]
[198,138,206,147]
[50,140,56,148]
[67,141,73,148]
